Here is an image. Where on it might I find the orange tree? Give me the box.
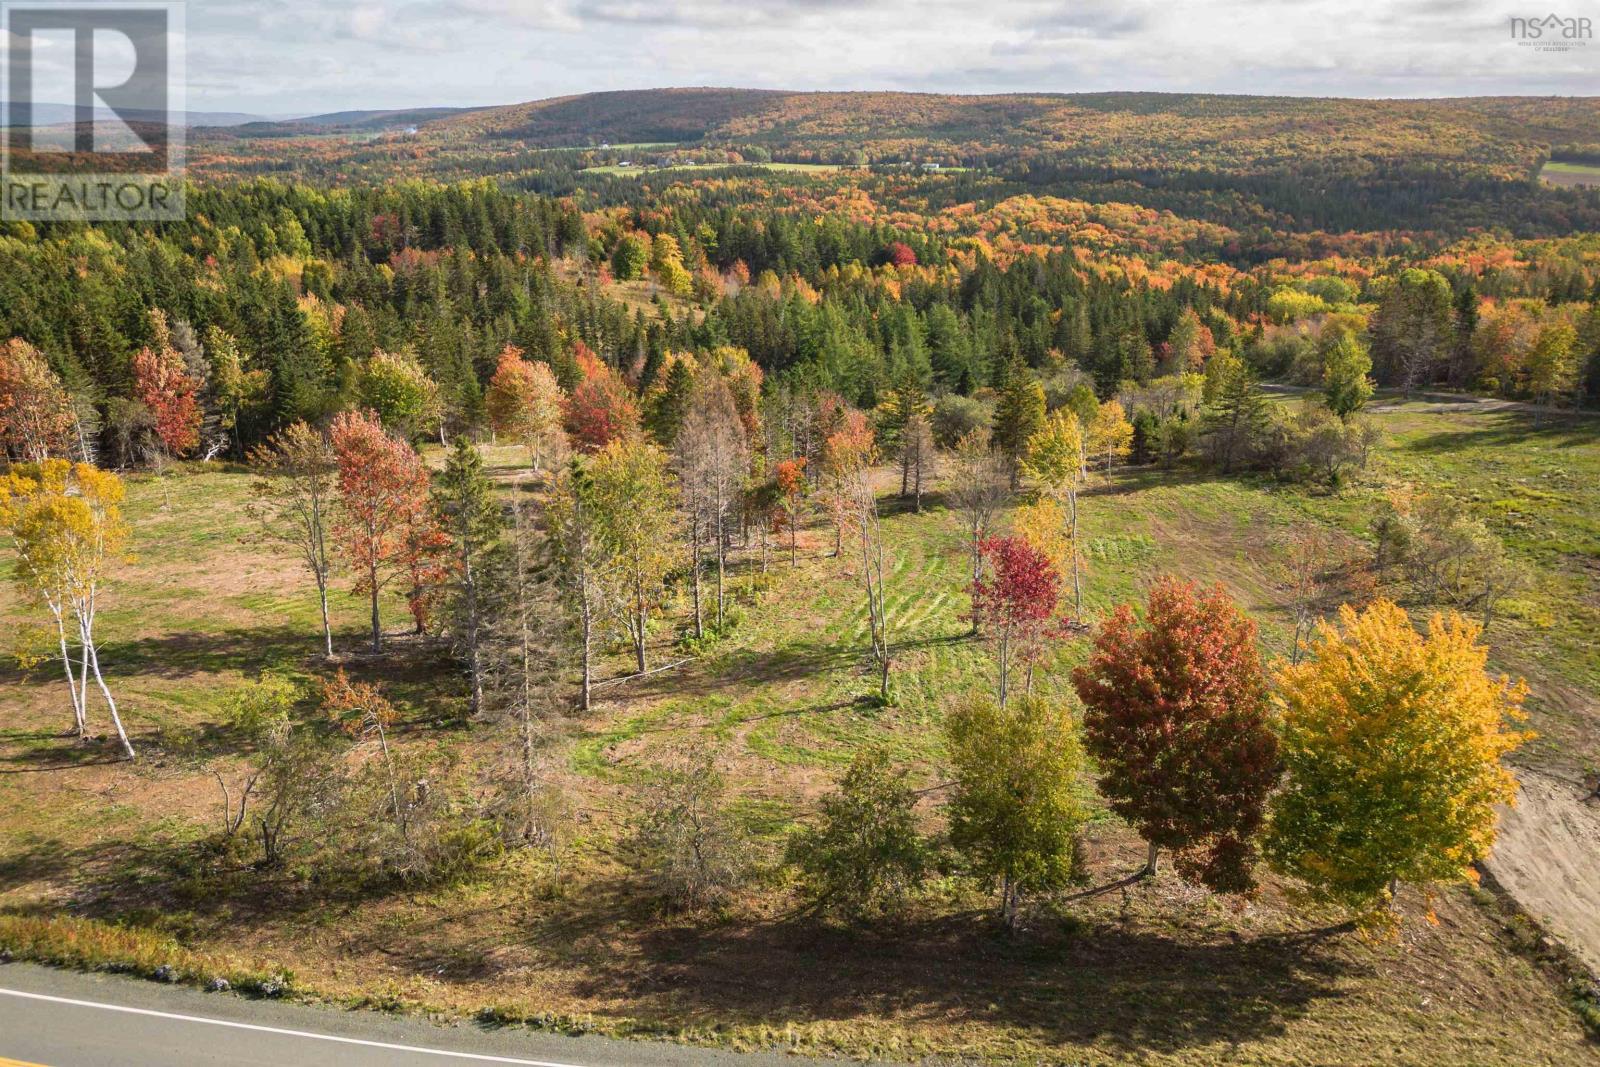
[329,410,437,653]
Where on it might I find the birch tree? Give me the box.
[0,461,134,758]
[547,461,607,711]
[945,428,1009,588]
[1021,409,1088,621]
[677,374,747,630]
[589,438,678,674]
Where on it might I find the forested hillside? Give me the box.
[192,89,1600,237]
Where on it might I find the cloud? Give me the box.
[1021,0,1154,40]
[174,0,1600,114]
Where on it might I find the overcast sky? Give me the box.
[16,0,1600,115]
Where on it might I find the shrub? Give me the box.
[787,747,926,918]
[931,394,990,448]
[627,746,749,908]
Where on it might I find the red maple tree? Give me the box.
[131,341,202,458]
[773,457,807,567]
[330,409,438,652]
[969,535,1070,706]
[563,344,639,453]
[1071,576,1281,893]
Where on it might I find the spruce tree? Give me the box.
[434,436,505,717]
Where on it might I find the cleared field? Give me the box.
[1540,160,1600,188]
[2,404,1599,1064]
[581,161,846,177]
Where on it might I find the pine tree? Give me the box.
[992,362,1046,489]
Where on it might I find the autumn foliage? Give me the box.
[329,410,440,652]
[773,457,807,566]
[485,344,566,465]
[969,535,1069,706]
[564,344,640,454]
[0,339,74,462]
[1072,576,1281,893]
[1265,600,1528,919]
[131,338,202,457]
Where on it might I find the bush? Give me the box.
[946,694,1088,928]
[627,746,749,908]
[931,394,991,449]
[787,747,926,918]
[1371,489,1530,629]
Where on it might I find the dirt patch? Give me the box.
[1487,768,1600,974]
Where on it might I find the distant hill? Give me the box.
[186,87,1600,238]
[432,87,787,145]
[3,103,267,128]
[425,87,1600,161]
[224,106,491,138]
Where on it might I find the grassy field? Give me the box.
[2,402,1599,1064]
[581,161,846,177]
[1540,160,1600,189]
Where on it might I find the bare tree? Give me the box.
[247,422,339,657]
[673,427,707,640]
[945,428,1010,588]
[485,475,570,850]
[849,466,893,701]
[548,463,607,711]
[677,375,748,631]
[900,410,935,513]
[1284,528,1339,665]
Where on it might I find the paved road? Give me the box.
[0,962,845,1067]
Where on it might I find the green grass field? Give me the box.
[2,404,1598,1064]
[581,161,846,177]
[1540,160,1600,188]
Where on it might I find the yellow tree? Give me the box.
[1087,399,1134,471]
[1265,600,1529,923]
[1021,409,1087,620]
[589,438,680,673]
[0,461,134,758]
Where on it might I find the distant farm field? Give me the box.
[582,161,847,176]
[1540,160,1600,188]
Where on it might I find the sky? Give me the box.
[11,0,1600,116]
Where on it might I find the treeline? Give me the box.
[5,178,1600,476]
[0,181,623,462]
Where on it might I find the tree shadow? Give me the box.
[50,624,326,683]
[0,837,93,895]
[1401,409,1600,455]
[543,897,1358,1058]
[1082,464,1226,500]
[622,639,863,700]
